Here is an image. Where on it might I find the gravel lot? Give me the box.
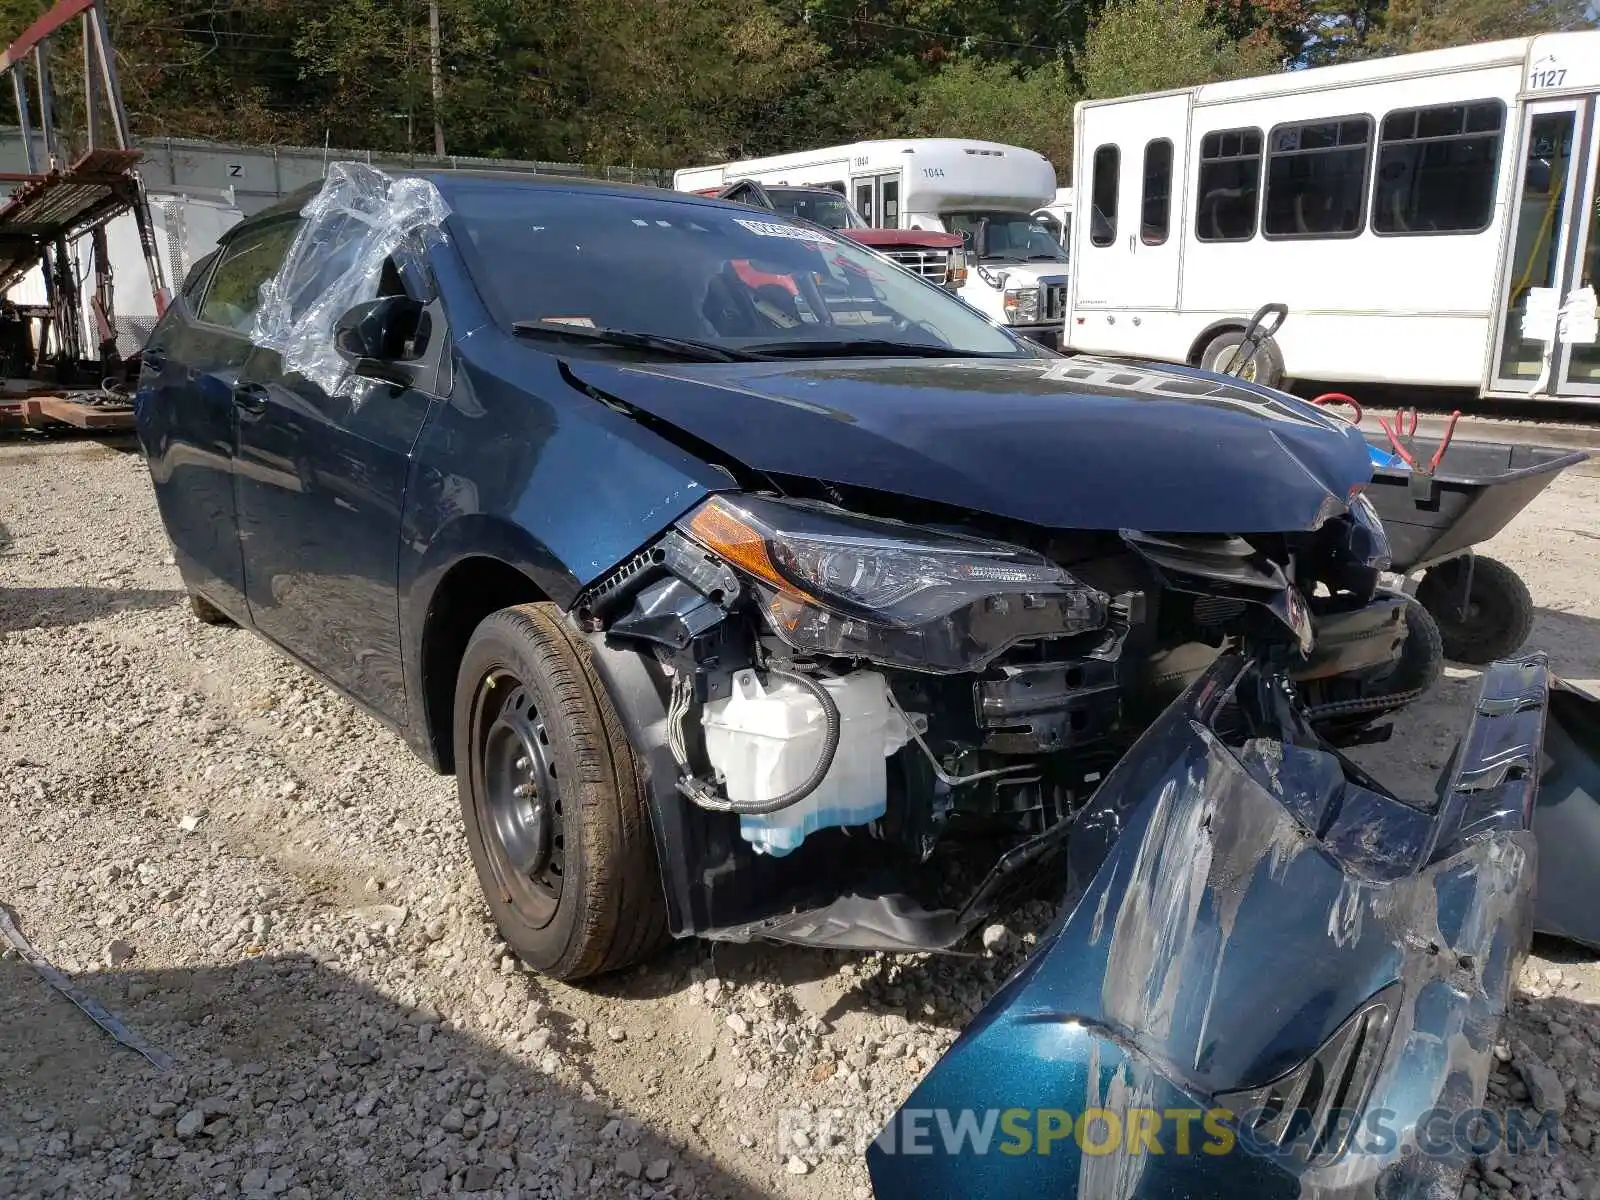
[2,432,1599,1200]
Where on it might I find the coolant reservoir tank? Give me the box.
[701,669,911,857]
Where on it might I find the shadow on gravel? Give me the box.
[1530,608,1600,682]
[0,586,183,635]
[0,950,775,1199]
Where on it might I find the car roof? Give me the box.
[226,168,753,239]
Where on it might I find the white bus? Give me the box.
[1065,30,1600,402]
[675,139,1071,347]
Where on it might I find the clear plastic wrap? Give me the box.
[251,161,450,395]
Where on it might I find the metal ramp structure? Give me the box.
[0,0,166,406]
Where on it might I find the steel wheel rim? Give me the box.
[478,673,564,923]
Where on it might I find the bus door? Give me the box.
[1490,91,1600,399]
[1075,94,1189,310]
[851,171,902,229]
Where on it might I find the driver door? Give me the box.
[232,248,448,724]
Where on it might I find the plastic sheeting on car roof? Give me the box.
[251,161,450,396]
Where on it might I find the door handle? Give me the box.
[232,382,269,416]
[141,347,166,372]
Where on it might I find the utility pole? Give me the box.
[428,0,445,157]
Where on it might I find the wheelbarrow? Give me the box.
[1307,393,1590,664]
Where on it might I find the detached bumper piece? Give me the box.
[869,652,1588,1200]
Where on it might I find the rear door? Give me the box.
[1074,94,1190,310]
[136,219,300,621]
[233,247,447,724]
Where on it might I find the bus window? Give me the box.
[1091,144,1119,247]
[1264,116,1373,239]
[883,178,900,223]
[1142,139,1173,245]
[1195,128,1261,243]
[1372,100,1504,236]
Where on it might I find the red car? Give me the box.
[701,179,967,293]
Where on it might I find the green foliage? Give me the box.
[1371,0,1595,54]
[906,58,1079,181]
[1080,0,1283,100]
[8,0,1580,177]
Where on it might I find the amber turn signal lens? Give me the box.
[684,498,815,602]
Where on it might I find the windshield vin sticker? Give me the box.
[733,218,834,244]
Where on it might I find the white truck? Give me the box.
[1064,30,1600,401]
[674,138,1071,348]
[1033,186,1075,252]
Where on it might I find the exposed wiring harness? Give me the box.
[670,665,842,814]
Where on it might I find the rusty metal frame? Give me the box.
[0,0,167,377]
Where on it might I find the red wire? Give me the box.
[1308,391,1364,423]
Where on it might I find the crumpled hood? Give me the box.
[566,355,1373,533]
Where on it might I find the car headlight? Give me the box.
[1002,287,1039,324]
[678,494,1108,673]
[1348,490,1392,571]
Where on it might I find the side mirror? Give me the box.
[333,295,425,386]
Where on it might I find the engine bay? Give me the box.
[575,486,1415,950]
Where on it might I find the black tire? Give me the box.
[1384,598,1444,698]
[1416,556,1534,666]
[1199,328,1286,389]
[188,591,234,626]
[454,602,668,981]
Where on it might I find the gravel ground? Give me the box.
[2,432,1599,1200]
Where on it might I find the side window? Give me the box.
[1372,100,1504,236]
[1195,128,1262,243]
[1090,144,1119,247]
[1263,116,1373,239]
[196,220,302,333]
[180,251,217,303]
[1141,139,1174,245]
[882,178,900,224]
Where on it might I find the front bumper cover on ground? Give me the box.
[869,652,1600,1200]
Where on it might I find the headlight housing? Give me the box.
[1002,287,1039,324]
[678,495,1108,673]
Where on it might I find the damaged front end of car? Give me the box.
[574,472,1423,955]
[865,651,1600,1200]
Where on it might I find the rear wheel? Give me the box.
[1199,328,1285,390]
[454,602,668,981]
[1416,555,1534,666]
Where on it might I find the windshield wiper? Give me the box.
[512,320,755,363]
[742,338,984,360]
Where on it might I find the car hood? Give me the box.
[565,355,1372,533]
[839,228,965,249]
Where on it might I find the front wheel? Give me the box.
[454,603,668,981]
[1416,555,1534,666]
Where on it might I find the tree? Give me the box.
[1079,0,1282,100]
[905,57,1079,179]
[1372,0,1596,54]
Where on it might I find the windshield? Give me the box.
[945,211,1069,263]
[761,188,864,230]
[449,185,1028,359]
